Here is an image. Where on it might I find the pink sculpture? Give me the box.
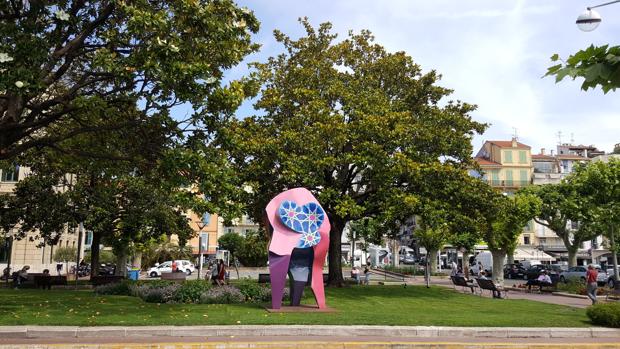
[265,187,330,309]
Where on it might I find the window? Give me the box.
[505,170,513,186]
[84,231,93,246]
[523,235,530,245]
[201,213,211,226]
[1,166,19,182]
[519,151,527,164]
[504,150,513,163]
[0,239,10,263]
[520,170,528,183]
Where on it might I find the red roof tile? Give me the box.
[488,140,531,149]
[532,154,556,160]
[474,157,502,166]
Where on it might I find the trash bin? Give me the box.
[127,270,139,281]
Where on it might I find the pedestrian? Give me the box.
[586,264,598,304]
[450,260,458,277]
[351,267,360,284]
[366,256,371,266]
[477,261,483,277]
[40,269,52,290]
[56,263,63,276]
[171,260,178,273]
[217,259,226,285]
[12,265,29,289]
[209,261,218,285]
[363,266,370,285]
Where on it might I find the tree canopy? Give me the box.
[225,19,486,285]
[0,0,259,159]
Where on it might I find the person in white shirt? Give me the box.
[527,270,552,292]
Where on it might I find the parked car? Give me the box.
[559,265,607,285]
[148,260,195,277]
[607,266,618,288]
[524,264,550,280]
[399,255,416,265]
[98,263,116,276]
[503,263,526,279]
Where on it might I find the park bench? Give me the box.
[538,274,560,293]
[32,274,67,289]
[475,278,508,299]
[450,275,476,294]
[257,273,329,284]
[161,272,186,282]
[90,275,125,286]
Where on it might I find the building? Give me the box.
[0,166,83,274]
[474,138,533,190]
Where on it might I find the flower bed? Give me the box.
[95,278,289,304]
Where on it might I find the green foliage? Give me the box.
[556,280,586,295]
[53,246,77,263]
[218,231,268,267]
[94,281,134,296]
[199,285,245,304]
[382,265,422,276]
[0,0,260,159]
[84,250,116,265]
[235,278,272,302]
[175,280,212,303]
[587,302,620,328]
[226,19,486,284]
[546,45,620,93]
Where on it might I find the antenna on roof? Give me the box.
[556,131,562,145]
[512,127,518,140]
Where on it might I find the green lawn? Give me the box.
[0,285,589,327]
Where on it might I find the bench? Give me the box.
[539,274,560,293]
[257,273,329,284]
[33,274,67,289]
[90,275,125,286]
[161,272,187,282]
[475,278,507,299]
[450,275,476,294]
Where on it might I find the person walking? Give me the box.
[209,261,218,285]
[363,266,370,285]
[351,267,360,284]
[217,259,226,286]
[450,260,458,277]
[586,264,598,304]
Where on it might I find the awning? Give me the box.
[512,247,556,262]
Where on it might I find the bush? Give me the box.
[587,302,620,328]
[134,283,181,303]
[557,280,586,295]
[199,285,245,304]
[175,280,212,303]
[94,281,134,296]
[236,278,272,302]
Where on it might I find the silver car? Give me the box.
[559,265,607,285]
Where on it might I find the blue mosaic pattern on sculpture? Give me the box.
[278,200,325,248]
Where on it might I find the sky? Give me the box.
[225,0,620,155]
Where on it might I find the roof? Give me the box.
[532,154,556,161]
[487,140,531,149]
[474,157,502,166]
[556,154,590,160]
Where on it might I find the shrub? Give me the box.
[199,285,245,304]
[587,302,620,328]
[236,279,271,302]
[133,283,180,303]
[94,281,134,296]
[175,280,212,303]
[557,280,586,295]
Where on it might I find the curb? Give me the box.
[0,326,619,339]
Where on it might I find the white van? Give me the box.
[470,251,493,275]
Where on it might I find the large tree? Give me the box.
[523,183,597,267]
[226,20,486,286]
[0,0,259,159]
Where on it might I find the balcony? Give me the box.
[486,179,531,188]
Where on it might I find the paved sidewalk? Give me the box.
[406,276,594,308]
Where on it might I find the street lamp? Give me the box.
[576,0,620,32]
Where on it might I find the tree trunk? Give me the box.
[567,245,578,268]
[462,251,470,276]
[428,249,438,273]
[327,217,346,287]
[392,239,399,267]
[490,249,506,286]
[611,226,619,281]
[506,247,515,264]
[115,248,127,277]
[90,230,102,279]
[132,251,142,270]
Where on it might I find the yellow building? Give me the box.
[474,138,533,190]
[185,212,220,256]
[474,138,544,253]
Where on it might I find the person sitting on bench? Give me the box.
[479,271,502,298]
[526,270,552,292]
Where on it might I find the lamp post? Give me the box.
[576,0,620,31]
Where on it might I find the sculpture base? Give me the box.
[265,305,336,313]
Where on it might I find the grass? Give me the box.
[0,285,589,327]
